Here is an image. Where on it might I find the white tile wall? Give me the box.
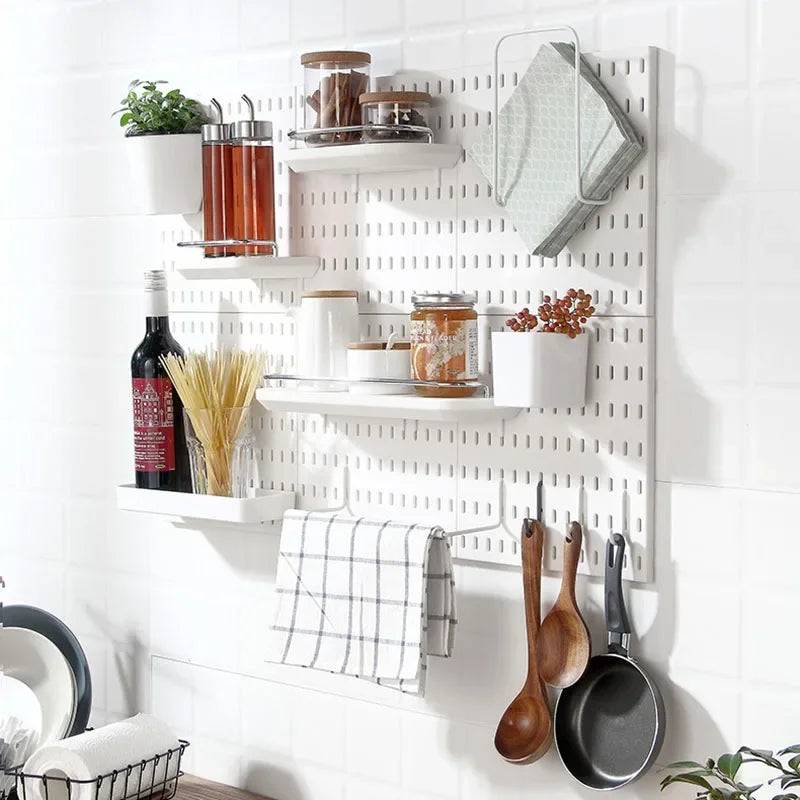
[2,1,799,799]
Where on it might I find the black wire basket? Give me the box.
[1,741,189,800]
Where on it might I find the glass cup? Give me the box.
[183,407,254,497]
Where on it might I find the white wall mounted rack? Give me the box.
[283,142,463,175]
[175,239,320,280]
[116,485,295,525]
[162,41,658,582]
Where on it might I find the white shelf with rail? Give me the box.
[116,485,294,524]
[256,386,519,423]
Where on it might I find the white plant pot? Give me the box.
[491,330,589,408]
[125,132,202,215]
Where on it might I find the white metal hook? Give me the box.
[492,24,613,208]
[311,464,357,516]
[446,479,513,539]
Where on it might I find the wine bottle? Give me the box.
[130,270,191,492]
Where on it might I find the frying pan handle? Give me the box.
[605,533,631,655]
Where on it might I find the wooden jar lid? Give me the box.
[359,91,432,105]
[301,50,371,66]
[301,290,358,299]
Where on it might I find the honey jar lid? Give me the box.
[347,340,411,350]
[359,91,432,105]
[411,292,477,306]
[301,50,371,67]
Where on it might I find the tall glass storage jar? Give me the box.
[301,50,371,145]
[230,115,275,257]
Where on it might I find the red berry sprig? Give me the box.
[505,307,537,332]
[505,289,595,338]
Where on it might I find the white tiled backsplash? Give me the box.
[1,1,798,799]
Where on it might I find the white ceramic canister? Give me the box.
[346,340,412,394]
[296,290,360,390]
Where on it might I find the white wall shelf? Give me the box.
[284,142,463,175]
[175,253,320,281]
[116,484,295,524]
[256,387,519,423]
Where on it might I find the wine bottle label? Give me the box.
[132,378,176,472]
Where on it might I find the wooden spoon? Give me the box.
[494,519,553,763]
[537,521,591,688]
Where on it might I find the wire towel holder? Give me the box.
[492,24,613,208]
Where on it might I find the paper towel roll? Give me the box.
[22,714,180,800]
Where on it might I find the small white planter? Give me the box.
[491,330,589,408]
[125,132,202,215]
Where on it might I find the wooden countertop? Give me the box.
[177,776,275,800]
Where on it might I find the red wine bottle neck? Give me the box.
[145,316,171,334]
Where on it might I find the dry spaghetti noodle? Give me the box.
[160,349,266,496]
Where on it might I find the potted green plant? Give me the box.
[661,744,800,799]
[491,289,595,408]
[114,80,208,215]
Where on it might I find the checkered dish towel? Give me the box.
[267,510,457,696]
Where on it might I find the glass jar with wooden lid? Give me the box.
[359,91,432,142]
[301,50,371,145]
[410,292,479,398]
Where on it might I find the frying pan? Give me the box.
[553,534,665,790]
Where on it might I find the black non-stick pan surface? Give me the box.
[554,534,665,790]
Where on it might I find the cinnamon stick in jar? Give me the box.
[301,50,371,145]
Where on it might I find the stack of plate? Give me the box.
[0,606,92,770]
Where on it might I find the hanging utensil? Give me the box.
[494,518,553,763]
[537,521,591,688]
[553,534,666,789]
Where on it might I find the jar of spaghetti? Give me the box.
[410,292,479,398]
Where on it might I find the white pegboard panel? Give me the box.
[164,45,658,582]
[453,317,654,582]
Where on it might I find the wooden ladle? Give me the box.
[494,519,553,763]
[537,521,591,688]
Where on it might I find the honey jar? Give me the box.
[410,292,479,398]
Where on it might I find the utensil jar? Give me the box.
[230,98,275,256]
[183,407,254,497]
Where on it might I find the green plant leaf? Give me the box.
[660,774,713,791]
[718,753,743,780]
[780,746,800,756]
[738,747,783,770]
[788,755,800,773]
[707,790,732,800]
